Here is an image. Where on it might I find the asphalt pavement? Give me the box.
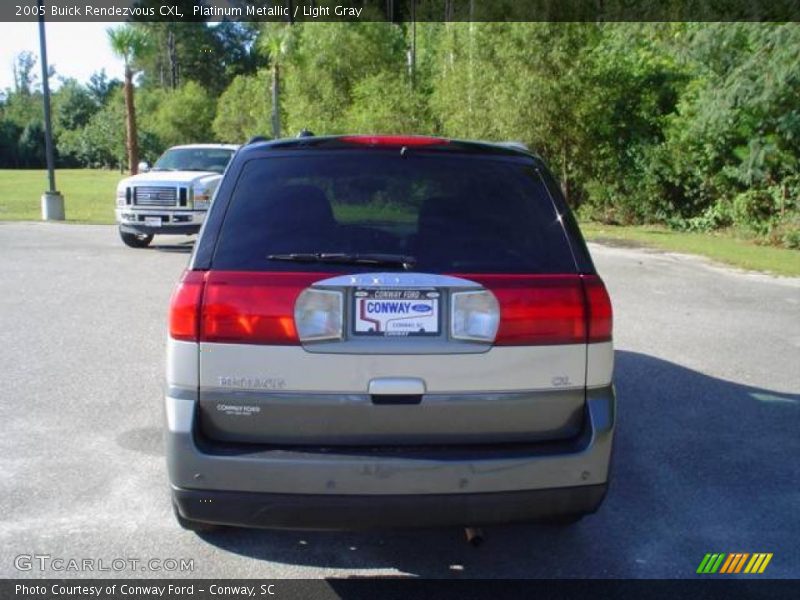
[0,222,798,579]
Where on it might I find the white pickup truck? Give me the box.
[115,144,238,248]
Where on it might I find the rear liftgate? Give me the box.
[173,272,611,446]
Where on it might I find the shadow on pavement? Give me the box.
[152,240,195,254]
[197,351,800,578]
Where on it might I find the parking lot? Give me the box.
[0,221,798,578]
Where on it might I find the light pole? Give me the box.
[38,0,65,221]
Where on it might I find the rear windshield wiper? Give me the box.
[267,252,417,270]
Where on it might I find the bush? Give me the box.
[782,227,800,249]
[732,189,779,235]
[673,200,735,232]
[765,215,800,249]
[212,71,273,143]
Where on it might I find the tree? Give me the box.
[107,25,149,175]
[432,23,604,204]
[86,70,121,106]
[213,22,261,84]
[18,121,45,166]
[282,23,407,135]
[133,16,259,96]
[346,72,432,134]
[0,120,22,167]
[261,24,294,139]
[58,87,162,169]
[12,51,37,95]
[149,81,215,147]
[212,71,272,143]
[55,79,98,131]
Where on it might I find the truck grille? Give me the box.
[134,186,177,207]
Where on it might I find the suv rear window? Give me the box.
[212,152,577,274]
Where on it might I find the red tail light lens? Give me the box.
[463,275,587,345]
[582,274,613,342]
[168,270,206,341]
[339,135,448,147]
[199,272,324,345]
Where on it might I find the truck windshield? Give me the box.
[152,148,234,174]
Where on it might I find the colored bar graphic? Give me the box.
[697,553,726,574]
[698,552,772,574]
[726,553,741,573]
[758,553,773,573]
[734,553,749,573]
[719,554,735,573]
[711,554,725,573]
[697,554,713,574]
[745,554,761,573]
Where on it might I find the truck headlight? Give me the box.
[115,188,126,206]
[192,187,212,209]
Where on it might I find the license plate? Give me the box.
[144,216,162,227]
[353,289,440,336]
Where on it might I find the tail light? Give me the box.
[168,271,205,341]
[200,272,323,344]
[168,271,326,345]
[582,274,613,343]
[461,274,612,346]
[471,275,586,345]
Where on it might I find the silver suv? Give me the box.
[166,135,615,531]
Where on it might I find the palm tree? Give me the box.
[262,24,292,139]
[107,25,148,175]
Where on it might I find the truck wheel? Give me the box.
[119,229,154,248]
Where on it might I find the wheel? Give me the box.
[119,229,154,248]
[172,500,224,533]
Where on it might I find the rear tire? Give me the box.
[119,229,153,248]
[172,500,224,533]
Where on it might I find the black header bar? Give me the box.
[3,0,800,23]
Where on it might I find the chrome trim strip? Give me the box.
[198,387,585,403]
[313,272,483,289]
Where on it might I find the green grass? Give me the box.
[0,169,122,224]
[581,222,800,277]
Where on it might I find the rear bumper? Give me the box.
[173,483,608,530]
[165,384,615,529]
